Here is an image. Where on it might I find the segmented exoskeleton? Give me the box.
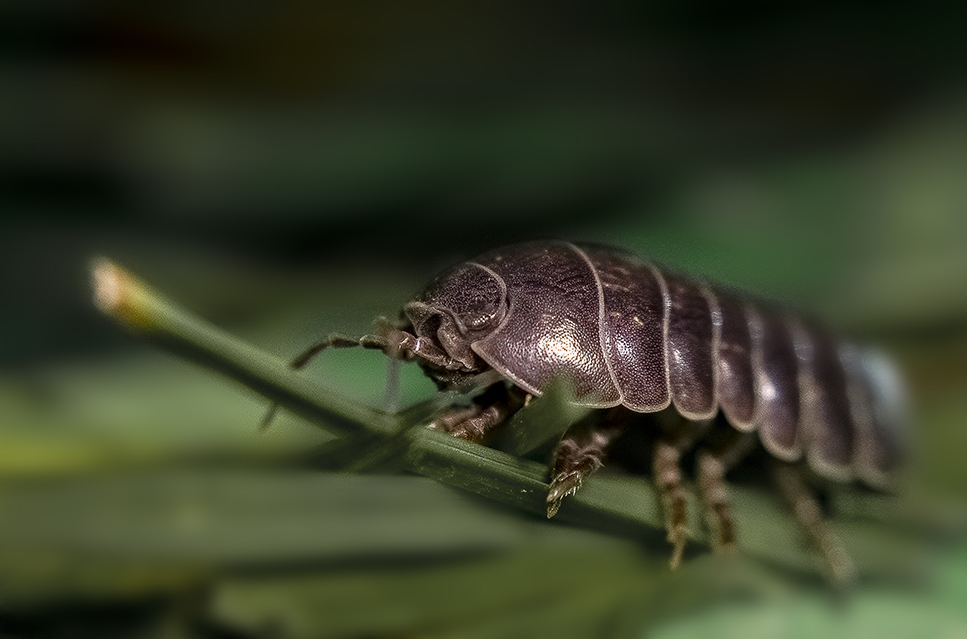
[269,240,905,584]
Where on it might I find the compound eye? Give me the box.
[462,287,501,329]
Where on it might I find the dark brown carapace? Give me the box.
[270,241,906,584]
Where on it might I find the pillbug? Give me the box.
[268,240,905,584]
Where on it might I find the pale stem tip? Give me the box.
[90,257,125,315]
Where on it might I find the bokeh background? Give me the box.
[2,2,967,637]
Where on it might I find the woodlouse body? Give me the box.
[403,241,903,489]
[280,240,905,581]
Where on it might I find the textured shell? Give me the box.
[422,241,903,488]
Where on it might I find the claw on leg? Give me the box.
[546,470,584,518]
[545,438,604,518]
[545,413,626,518]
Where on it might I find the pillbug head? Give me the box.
[402,262,508,377]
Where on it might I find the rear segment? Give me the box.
[574,244,904,489]
[843,346,906,489]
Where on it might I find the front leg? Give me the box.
[546,409,629,518]
[429,384,527,442]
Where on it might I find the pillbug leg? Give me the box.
[428,404,485,434]
[546,408,628,518]
[770,460,857,589]
[651,413,712,569]
[429,384,526,442]
[695,432,755,556]
[652,436,690,569]
[696,453,733,553]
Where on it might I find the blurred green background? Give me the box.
[2,2,967,637]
